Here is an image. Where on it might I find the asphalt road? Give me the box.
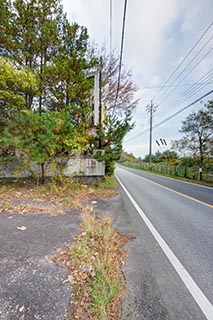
[117,165,213,206]
[0,210,81,319]
[115,165,213,320]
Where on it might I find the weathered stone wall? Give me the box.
[0,158,105,178]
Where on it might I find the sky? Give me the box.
[62,0,213,158]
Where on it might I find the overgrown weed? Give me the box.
[0,176,117,214]
[66,213,131,320]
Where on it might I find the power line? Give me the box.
[156,37,212,105]
[133,69,212,124]
[151,21,213,103]
[128,70,212,139]
[125,90,213,142]
[165,78,212,112]
[159,70,212,113]
[169,48,211,99]
[138,73,212,133]
[133,62,212,123]
[114,0,128,109]
[163,70,212,105]
[153,90,213,130]
[156,48,212,111]
[132,109,150,122]
[136,81,209,121]
[158,79,212,118]
[138,84,202,89]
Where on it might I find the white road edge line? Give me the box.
[115,174,213,320]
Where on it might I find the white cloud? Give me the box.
[148,75,161,87]
[62,0,110,46]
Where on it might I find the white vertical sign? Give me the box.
[86,70,100,126]
[94,71,99,125]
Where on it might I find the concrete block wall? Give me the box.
[0,158,105,178]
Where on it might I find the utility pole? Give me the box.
[110,0,112,59]
[146,101,157,166]
[98,68,102,149]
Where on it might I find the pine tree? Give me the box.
[1,0,64,112]
[45,19,98,126]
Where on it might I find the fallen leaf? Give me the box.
[25,257,34,264]
[17,226,27,231]
[62,274,75,284]
[19,305,25,312]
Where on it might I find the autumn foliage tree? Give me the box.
[101,49,138,114]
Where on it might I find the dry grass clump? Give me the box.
[0,176,117,215]
[61,213,132,320]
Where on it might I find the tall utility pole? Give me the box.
[146,101,157,166]
[110,0,112,58]
[98,68,102,149]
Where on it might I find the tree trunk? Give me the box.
[39,54,43,115]
[199,136,204,166]
[40,163,45,184]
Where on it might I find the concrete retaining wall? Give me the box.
[0,158,105,178]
